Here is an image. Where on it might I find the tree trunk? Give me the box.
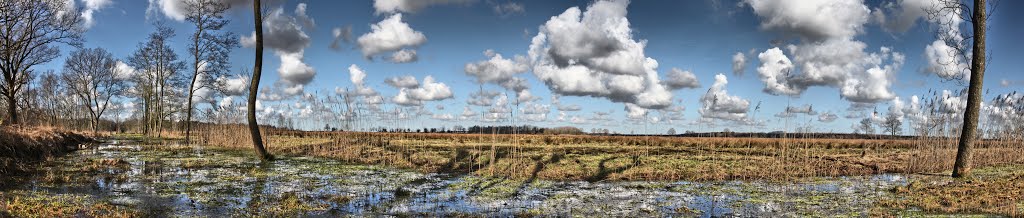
[4,93,16,125]
[952,0,986,178]
[185,85,195,145]
[249,0,272,161]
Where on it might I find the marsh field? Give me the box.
[2,126,1022,217]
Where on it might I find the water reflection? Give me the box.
[5,140,908,217]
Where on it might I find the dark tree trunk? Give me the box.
[249,0,272,161]
[4,93,16,125]
[952,0,986,178]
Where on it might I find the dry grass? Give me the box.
[0,126,91,177]
[193,125,1024,182]
[876,164,1024,217]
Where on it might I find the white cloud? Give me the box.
[373,0,474,14]
[818,112,839,122]
[218,75,249,96]
[357,13,427,61]
[241,7,312,54]
[337,64,379,98]
[744,0,870,41]
[113,61,136,80]
[732,52,747,76]
[528,0,674,110]
[391,76,454,106]
[389,49,419,63]
[240,5,316,95]
[755,41,903,104]
[277,52,315,86]
[661,68,701,90]
[385,75,420,88]
[747,0,904,104]
[699,74,750,121]
[465,50,530,84]
[459,106,479,120]
[79,0,112,28]
[923,39,968,80]
[873,0,933,33]
[295,3,315,29]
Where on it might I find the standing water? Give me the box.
[2,140,911,217]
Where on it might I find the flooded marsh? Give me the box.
[3,139,992,217]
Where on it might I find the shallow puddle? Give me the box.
[2,140,911,216]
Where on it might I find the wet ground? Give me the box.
[2,140,915,217]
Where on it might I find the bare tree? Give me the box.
[61,48,125,134]
[928,0,995,178]
[859,118,875,135]
[183,0,239,145]
[0,0,83,125]
[882,113,902,136]
[249,0,273,161]
[128,24,186,137]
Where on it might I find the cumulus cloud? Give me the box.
[743,0,870,42]
[336,64,380,98]
[357,13,426,62]
[240,5,316,94]
[277,52,315,86]
[873,0,933,33]
[465,50,530,84]
[389,49,419,63]
[661,68,701,90]
[391,76,454,106]
[373,0,474,14]
[754,39,904,103]
[459,106,479,120]
[467,90,502,107]
[218,75,249,96]
[699,74,750,121]
[732,52,747,76]
[747,0,905,105]
[528,0,675,110]
[295,3,315,29]
[77,0,112,28]
[241,7,312,54]
[147,0,249,21]
[385,75,420,88]
[113,61,137,80]
[923,39,968,80]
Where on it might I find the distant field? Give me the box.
[193,124,1024,182]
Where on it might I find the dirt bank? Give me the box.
[0,127,92,176]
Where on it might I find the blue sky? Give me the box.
[40,0,1024,134]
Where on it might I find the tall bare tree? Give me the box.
[249,0,273,161]
[929,0,995,178]
[183,0,239,145]
[61,48,125,134]
[0,0,83,125]
[128,24,186,137]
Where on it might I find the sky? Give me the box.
[39,0,1024,134]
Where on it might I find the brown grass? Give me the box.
[877,164,1024,217]
[192,125,1024,182]
[0,126,91,177]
